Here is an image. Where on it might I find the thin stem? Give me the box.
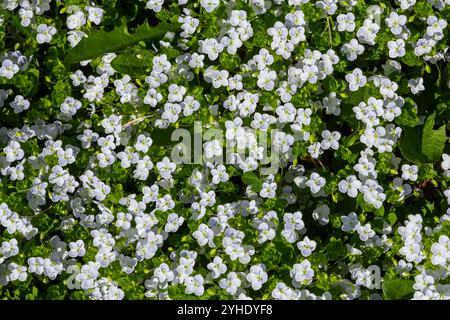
[122,115,154,128]
[327,16,333,48]
[436,63,442,86]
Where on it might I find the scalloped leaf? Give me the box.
[422,112,448,163]
[242,171,262,192]
[65,21,179,63]
[382,279,414,300]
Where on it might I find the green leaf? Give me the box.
[382,279,415,300]
[109,183,124,204]
[65,21,179,63]
[399,125,428,164]
[46,284,67,300]
[241,171,262,192]
[219,52,241,71]
[325,238,347,260]
[25,287,40,300]
[159,47,181,59]
[69,290,89,300]
[151,127,176,146]
[387,212,397,225]
[401,50,423,67]
[421,112,447,163]
[396,98,419,127]
[398,111,447,165]
[344,86,373,106]
[342,130,360,147]
[263,198,288,211]
[155,8,171,22]
[14,68,40,97]
[110,48,154,76]
[414,1,434,17]
[260,243,282,270]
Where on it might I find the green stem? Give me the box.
[436,63,442,86]
[327,16,333,48]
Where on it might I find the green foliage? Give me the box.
[65,21,179,63]
[241,171,262,192]
[421,113,448,163]
[1,0,450,302]
[399,112,448,164]
[110,48,155,77]
[382,279,415,300]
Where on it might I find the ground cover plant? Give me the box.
[0,0,450,300]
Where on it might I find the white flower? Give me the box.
[426,16,447,37]
[199,38,224,61]
[385,12,406,35]
[297,236,317,257]
[219,272,241,295]
[338,175,362,198]
[153,263,173,283]
[356,223,375,241]
[398,0,416,10]
[4,140,24,162]
[192,223,214,247]
[408,78,425,95]
[134,134,153,153]
[189,53,205,69]
[87,6,104,25]
[401,164,418,181]
[308,142,323,159]
[146,0,164,12]
[162,103,181,123]
[316,0,338,15]
[36,24,56,44]
[388,39,406,58]
[156,157,176,179]
[337,13,356,32]
[67,11,86,30]
[257,68,277,91]
[60,97,81,116]
[341,39,365,61]
[442,154,450,171]
[8,263,28,282]
[312,205,330,225]
[345,68,367,91]
[260,181,277,199]
[68,240,86,258]
[379,78,398,98]
[207,257,227,279]
[9,95,30,113]
[430,236,450,266]
[341,212,360,232]
[414,38,436,56]
[321,130,341,150]
[67,30,87,47]
[200,0,220,13]
[290,260,314,285]
[413,274,434,291]
[211,164,229,184]
[168,84,186,102]
[164,213,184,233]
[305,172,326,194]
[0,59,19,79]
[19,8,33,27]
[152,54,171,74]
[185,275,205,296]
[203,139,223,159]
[257,222,276,243]
[246,264,268,290]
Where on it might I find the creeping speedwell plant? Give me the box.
[0,0,450,300]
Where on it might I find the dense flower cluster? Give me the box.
[0,0,449,300]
